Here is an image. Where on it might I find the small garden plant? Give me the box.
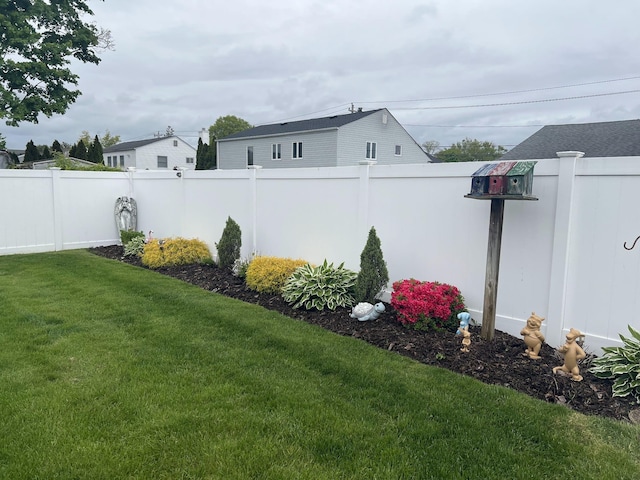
[245,256,308,294]
[142,237,212,268]
[354,226,389,303]
[120,229,145,246]
[123,235,146,257]
[216,216,242,269]
[391,278,466,332]
[282,260,357,310]
[590,325,640,402]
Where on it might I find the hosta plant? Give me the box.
[391,279,466,332]
[282,260,357,311]
[590,325,640,402]
[123,235,145,257]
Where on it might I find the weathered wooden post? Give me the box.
[465,161,538,341]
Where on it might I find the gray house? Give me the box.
[501,119,640,160]
[216,108,430,169]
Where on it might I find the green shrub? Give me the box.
[390,279,466,332]
[120,229,145,246]
[123,236,145,257]
[590,325,640,401]
[216,217,241,269]
[142,238,212,269]
[245,256,307,293]
[354,226,389,303]
[282,260,357,311]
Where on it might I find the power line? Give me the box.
[357,75,640,105]
[391,89,640,111]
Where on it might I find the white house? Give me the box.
[102,136,196,170]
[216,108,431,169]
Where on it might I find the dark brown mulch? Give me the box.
[90,245,638,423]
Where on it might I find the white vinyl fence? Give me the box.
[1,156,640,353]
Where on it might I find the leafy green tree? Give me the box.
[79,130,120,149]
[41,145,51,160]
[51,140,63,153]
[354,227,389,303]
[24,140,39,163]
[421,140,441,155]
[437,138,507,163]
[69,143,77,158]
[0,0,113,126]
[0,133,6,150]
[208,115,252,143]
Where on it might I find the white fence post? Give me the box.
[50,168,64,251]
[249,165,262,254]
[546,151,584,346]
[358,161,376,243]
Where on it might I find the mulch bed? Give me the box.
[90,245,638,422]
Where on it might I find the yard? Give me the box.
[1,250,639,479]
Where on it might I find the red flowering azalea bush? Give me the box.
[390,279,466,332]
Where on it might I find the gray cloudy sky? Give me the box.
[4,0,640,152]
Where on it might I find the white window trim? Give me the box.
[272,143,282,160]
[366,141,377,160]
[292,141,303,159]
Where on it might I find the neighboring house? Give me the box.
[102,136,196,170]
[501,119,640,160]
[216,108,431,169]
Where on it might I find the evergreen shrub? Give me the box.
[354,227,389,303]
[245,256,308,294]
[142,238,212,269]
[216,217,241,269]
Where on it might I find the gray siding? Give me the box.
[218,130,339,169]
[337,110,429,166]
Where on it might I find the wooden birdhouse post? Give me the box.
[465,161,538,341]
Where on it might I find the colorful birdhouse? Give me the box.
[487,161,516,195]
[506,161,537,196]
[470,163,497,196]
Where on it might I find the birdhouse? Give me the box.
[506,161,537,196]
[487,161,516,195]
[470,163,497,196]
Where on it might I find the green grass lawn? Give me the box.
[1,250,639,479]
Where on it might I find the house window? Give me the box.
[173,140,178,147]
[292,141,303,159]
[271,143,282,160]
[366,142,377,160]
[186,157,194,164]
[119,155,124,167]
[395,145,402,156]
[157,156,168,168]
[107,156,112,166]
[247,146,254,166]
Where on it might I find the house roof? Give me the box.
[103,137,166,153]
[219,109,383,141]
[501,119,640,160]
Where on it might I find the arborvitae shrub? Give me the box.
[245,256,308,294]
[142,238,212,269]
[216,217,241,269]
[354,227,389,303]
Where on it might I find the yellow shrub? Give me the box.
[142,238,212,269]
[245,256,308,294]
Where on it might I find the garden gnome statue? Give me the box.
[114,196,137,233]
[520,312,545,359]
[553,328,586,381]
[457,312,471,353]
